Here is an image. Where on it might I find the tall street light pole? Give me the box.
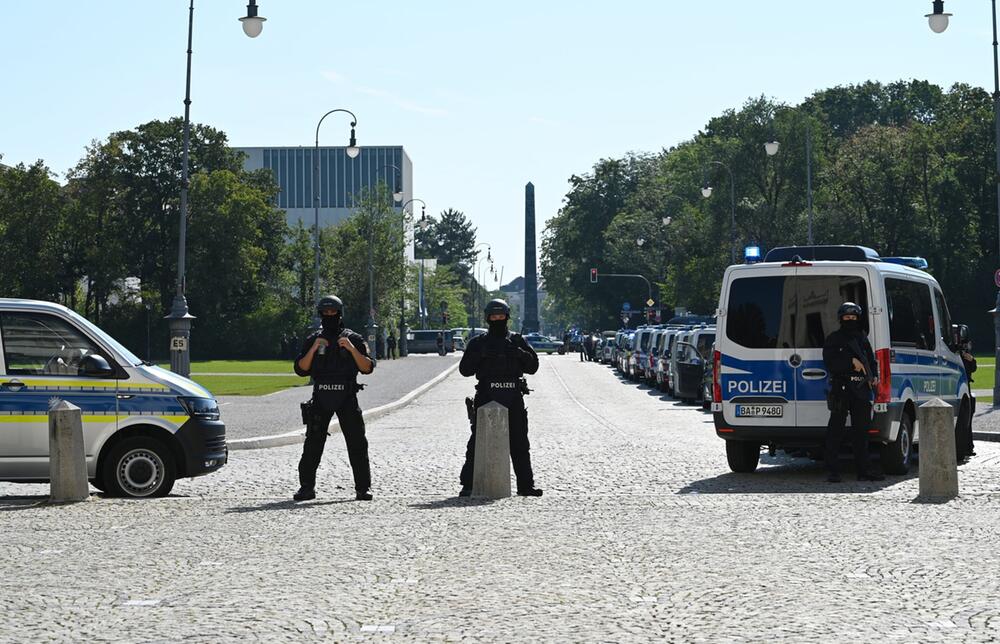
[701,161,737,265]
[312,109,359,329]
[369,165,403,348]
[927,0,1000,408]
[764,116,814,244]
[398,198,427,357]
[167,0,265,378]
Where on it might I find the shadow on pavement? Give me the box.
[409,496,497,510]
[0,495,51,511]
[225,498,355,514]
[678,455,917,494]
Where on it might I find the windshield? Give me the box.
[65,307,144,366]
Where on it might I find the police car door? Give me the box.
[719,265,799,428]
[793,266,873,427]
[0,311,118,479]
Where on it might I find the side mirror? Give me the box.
[79,354,114,378]
[951,323,969,347]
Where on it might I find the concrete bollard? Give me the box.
[48,400,90,503]
[472,401,511,499]
[917,398,959,501]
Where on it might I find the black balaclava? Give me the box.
[487,317,508,336]
[840,317,861,334]
[321,313,343,334]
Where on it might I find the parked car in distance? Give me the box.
[523,333,564,354]
[407,329,455,354]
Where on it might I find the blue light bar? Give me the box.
[882,257,929,270]
[744,245,762,263]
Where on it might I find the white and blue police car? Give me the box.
[710,246,972,475]
[0,299,226,497]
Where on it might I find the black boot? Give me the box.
[458,486,472,497]
[356,490,373,501]
[517,487,543,497]
[293,487,316,501]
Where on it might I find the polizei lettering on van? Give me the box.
[727,380,788,395]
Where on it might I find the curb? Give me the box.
[973,431,1000,443]
[228,361,461,450]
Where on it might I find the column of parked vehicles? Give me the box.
[591,245,978,480]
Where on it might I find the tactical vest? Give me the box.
[474,331,524,382]
[309,328,362,384]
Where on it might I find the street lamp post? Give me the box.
[167,0,265,378]
[700,161,737,265]
[764,118,815,244]
[368,165,404,348]
[927,0,1000,407]
[397,198,427,356]
[312,108,359,329]
[472,243,492,318]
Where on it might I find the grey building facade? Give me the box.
[235,145,415,257]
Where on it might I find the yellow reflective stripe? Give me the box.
[14,379,170,390]
[156,415,189,424]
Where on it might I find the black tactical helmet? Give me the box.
[837,301,863,319]
[317,295,344,316]
[484,298,511,320]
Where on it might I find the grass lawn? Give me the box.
[157,360,295,374]
[973,363,995,392]
[191,375,307,396]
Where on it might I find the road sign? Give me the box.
[170,337,188,352]
[622,302,631,311]
[995,268,1000,288]
[646,298,655,307]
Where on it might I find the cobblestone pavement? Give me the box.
[218,354,459,440]
[3,356,1000,641]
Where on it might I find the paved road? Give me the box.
[217,354,459,440]
[3,356,1000,641]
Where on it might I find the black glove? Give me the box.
[505,344,523,360]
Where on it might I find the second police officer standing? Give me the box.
[293,295,375,501]
[458,299,543,497]
[823,301,885,483]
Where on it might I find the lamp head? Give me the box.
[239,2,265,37]
[764,141,780,156]
[926,0,951,33]
[701,185,713,199]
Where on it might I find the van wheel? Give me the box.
[102,436,176,498]
[880,412,913,475]
[726,440,760,473]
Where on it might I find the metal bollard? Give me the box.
[48,400,90,503]
[472,401,511,498]
[917,398,959,501]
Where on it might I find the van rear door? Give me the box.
[719,266,799,428]
[792,267,872,427]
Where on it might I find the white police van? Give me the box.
[0,299,226,497]
[711,246,972,475]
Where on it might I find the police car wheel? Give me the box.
[102,437,176,498]
[726,440,760,473]
[880,412,912,475]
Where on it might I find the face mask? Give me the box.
[840,319,860,333]
[321,314,343,333]
[487,318,508,335]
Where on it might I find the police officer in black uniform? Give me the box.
[823,301,885,483]
[293,296,375,501]
[458,299,542,497]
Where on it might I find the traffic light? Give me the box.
[590,268,598,283]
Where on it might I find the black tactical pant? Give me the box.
[460,391,534,491]
[825,394,874,476]
[298,390,371,492]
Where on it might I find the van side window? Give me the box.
[1,312,103,376]
[885,278,935,350]
[933,289,951,349]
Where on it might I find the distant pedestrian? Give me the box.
[436,332,445,356]
[387,333,397,360]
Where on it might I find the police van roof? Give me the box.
[762,245,929,271]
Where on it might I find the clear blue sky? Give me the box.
[2,0,991,287]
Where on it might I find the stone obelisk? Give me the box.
[523,182,540,334]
